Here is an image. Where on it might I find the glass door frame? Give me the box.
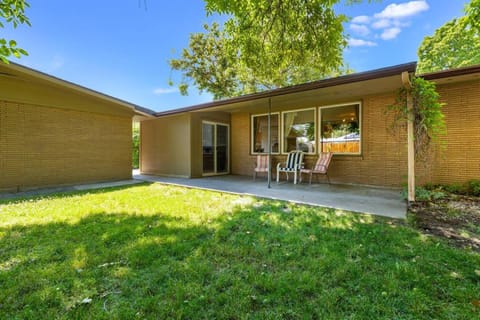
[202,121,230,176]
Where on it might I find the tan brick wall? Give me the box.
[230,80,480,187]
[0,101,132,192]
[230,94,408,187]
[430,80,480,185]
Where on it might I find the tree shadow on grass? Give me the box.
[0,194,479,319]
[0,181,153,205]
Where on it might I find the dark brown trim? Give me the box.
[420,64,480,80]
[155,62,417,117]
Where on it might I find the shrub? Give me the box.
[402,186,446,202]
[444,183,467,195]
[466,180,480,196]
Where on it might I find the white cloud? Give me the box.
[350,23,370,36]
[371,19,391,29]
[153,87,179,95]
[49,55,65,71]
[346,1,429,47]
[351,15,371,24]
[380,27,402,40]
[348,38,377,47]
[374,1,429,19]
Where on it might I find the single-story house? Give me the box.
[140,62,480,188]
[0,62,152,192]
[2,61,479,192]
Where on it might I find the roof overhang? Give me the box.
[0,61,155,118]
[419,64,480,85]
[155,62,418,116]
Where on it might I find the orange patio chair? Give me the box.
[253,155,269,180]
[300,152,333,184]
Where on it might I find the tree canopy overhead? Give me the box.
[417,0,480,74]
[0,0,30,63]
[170,0,352,100]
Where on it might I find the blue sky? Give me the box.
[3,0,469,112]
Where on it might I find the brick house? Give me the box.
[140,62,480,188]
[0,62,152,192]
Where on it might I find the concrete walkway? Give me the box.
[1,173,406,219]
[134,171,406,219]
[0,179,143,200]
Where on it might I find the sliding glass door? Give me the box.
[202,122,229,175]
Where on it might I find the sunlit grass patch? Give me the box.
[0,182,479,319]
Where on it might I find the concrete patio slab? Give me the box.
[133,171,406,219]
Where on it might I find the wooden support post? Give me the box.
[402,71,415,203]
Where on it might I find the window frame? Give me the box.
[318,101,362,155]
[281,107,317,155]
[250,112,281,155]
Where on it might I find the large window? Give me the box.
[282,109,316,154]
[251,113,279,154]
[319,103,361,154]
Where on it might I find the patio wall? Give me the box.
[140,114,191,178]
[231,92,409,187]
[231,78,480,187]
[140,111,230,178]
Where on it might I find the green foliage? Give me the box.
[414,180,480,197]
[465,0,480,32]
[1,184,479,318]
[417,0,480,73]
[170,0,355,99]
[444,183,468,195]
[402,186,446,202]
[132,123,140,169]
[388,76,446,160]
[466,180,480,196]
[0,0,30,63]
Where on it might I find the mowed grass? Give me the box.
[0,183,479,319]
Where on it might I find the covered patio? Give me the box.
[133,170,406,219]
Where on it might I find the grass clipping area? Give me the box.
[0,183,479,319]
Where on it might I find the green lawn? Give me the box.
[0,183,479,319]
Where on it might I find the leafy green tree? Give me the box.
[170,0,353,99]
[465,0,479,31]
[0,0,30,63]
[417,0,480,73]
[132,123,140,169]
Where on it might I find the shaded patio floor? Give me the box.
[134,171,406,219]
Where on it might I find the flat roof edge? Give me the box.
[155,61,417,117]
[419,64,480,80]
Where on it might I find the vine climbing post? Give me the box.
[402,71,415,202]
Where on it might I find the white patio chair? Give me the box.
[276,150,304,184]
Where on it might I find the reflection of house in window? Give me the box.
[320,103,361,154]
[251,114,279,154]
[283,109,315,154]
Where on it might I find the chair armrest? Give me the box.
[277,162,285,170]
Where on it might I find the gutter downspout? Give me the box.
[402,71,415,203]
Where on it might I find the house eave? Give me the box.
[155,61,417,117]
